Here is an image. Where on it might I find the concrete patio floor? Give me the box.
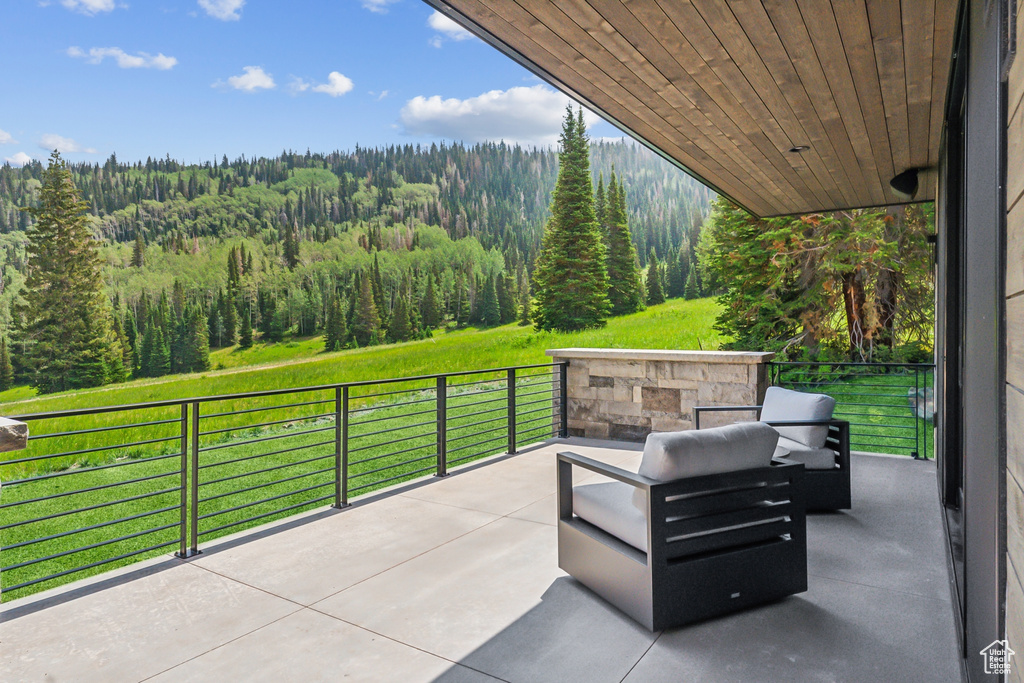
[0,438,962,683]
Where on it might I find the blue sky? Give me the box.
[0,0,624,167]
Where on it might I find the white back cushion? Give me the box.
[759,386,836,448]
[631,422,778,509]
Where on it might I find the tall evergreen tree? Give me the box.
[420,276,442,329]
[238,299,254,349]
[532,107,610,331]
[0,337,14,391]
[352,271,382,346]
[647,247,666,305]
[17,151,123,392]
[132,232,145,268]
[323,292,348,351]
[481,275,501,326]
[684,261,700,300]
[604,170,645,315]
[594,173,607,236]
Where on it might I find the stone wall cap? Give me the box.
[0,416,29,453]
[545,348,775,364]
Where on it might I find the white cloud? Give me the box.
[312,71,354,97]
[0,129,15,145]
[287,77,311,95]
[427,11,474,45]
[217,66,276,92]
[361,0,399,13]
[60,0,116,15]
[38,134,97,154]
[369,90,389,101]
[400,85,598,148]
[198,0,244,21]
[4,152,33,167]
[67,46,177,70]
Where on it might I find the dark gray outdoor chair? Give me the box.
[693,386,852,511]
[557,422,807,631]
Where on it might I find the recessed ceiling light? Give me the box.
[788,145,810,153]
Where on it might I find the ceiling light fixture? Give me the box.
[787,145,810,153]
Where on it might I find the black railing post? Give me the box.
[176,402,188,558]
[507,368,517,455]
[912,367,920,459]
[333,387,343,508]
[436,376,447,477]
[559,362,568,438]
[342,385,349,506]
[190,400,201,556]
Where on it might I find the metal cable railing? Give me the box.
[0,362,568,601]
[768,361,935,458]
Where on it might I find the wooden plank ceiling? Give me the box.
[426,0,959,217]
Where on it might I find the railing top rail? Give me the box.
[2,361,569,422]
[768,361,935,369]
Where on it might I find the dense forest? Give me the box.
[0,141,713,389]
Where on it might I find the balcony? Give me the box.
[0,436,960,682]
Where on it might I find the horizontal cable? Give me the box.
[349,442,435,467]
[2,434,182,467]
[447,423,506,444]
[348,419,437,441]
[3,452,180,486]
[198,480,334,521]
[348,407,437,427]
[446,395,507,412]
[1,522,179,572]
[446,376,504,390]
[348,453,437,481]
[0,470,180,510]
[350,385,433,401]
[198,439,335,471]
[198,412,335,437]
[200,398,333,420]
[28,417,181,441]
[200,466,335,504]
[0,486,179,531]
[449,448,504,466]
[516,397,555,411]
[348,396,436,414]
[446,433,506,455]
[198,451,335,488]
[514,370,556,380]
[442,404,506,423]
[348,465,436,493]
[446,385,506,401]
[446,414,506,434]
[198,425,335,453]
[2,504,179,551]
[0,539,180,593]
[517,414,557,429]
[515,388,555,401]
[347,430,435,454]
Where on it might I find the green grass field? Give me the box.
[0,298,726,601]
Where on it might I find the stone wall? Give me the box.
[546,349,774,442]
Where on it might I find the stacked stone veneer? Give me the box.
[546,349,774,442]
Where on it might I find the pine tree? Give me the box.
[684,262,700,300]
[532,107,610,331]
[518,282,532,326]
[0,336,14,391]
[238,300,254,349]
[151,322,171,377]
[604,170,645,315]
[421,276,442,329]
[389,279,413,342]
[17,151,123,393]
[132,232,145,268]
[647,248,666,305]
[221,290,238,345]
[594,173,607,236]
[183,306,210,372]
[481,275,501,326]
[352,271,381,346]
[323,292,348,351]
[667,245,686,298]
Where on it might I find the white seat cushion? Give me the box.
[759,386,836,448]
[631,421,778,509]
[573,481,648,552]
[774,435,836,470]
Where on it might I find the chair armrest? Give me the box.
[556,451,659,523]
[556,451,657,490]
[692,404,762,429]
[762,419,845,428]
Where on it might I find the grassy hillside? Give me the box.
[0,297,725,415]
